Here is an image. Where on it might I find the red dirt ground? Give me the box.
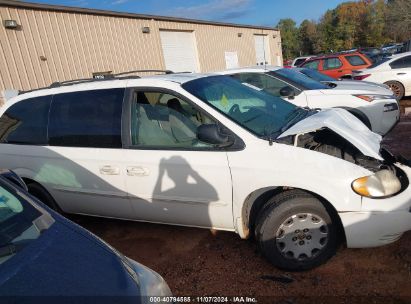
[71,114,411,303]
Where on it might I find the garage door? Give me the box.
[160,31,200,73]
[254,35,271,66]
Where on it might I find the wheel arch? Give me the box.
[338,107,372,129]
[383,80,405,99]
[240,186,346,243]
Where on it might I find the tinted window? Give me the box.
[299,68,335,81]
[274,69,329,90]
[293,58,307,67]
[231,73,296,96]
[130,91,215,149]
[302,60,320,70]
[390,56,411,69]
[0,96,51,145]
[345,55,367,66]
[368,57,391,69]
[49,89,124,148]
[323,58,342,70]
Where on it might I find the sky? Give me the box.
[26,0,350,27]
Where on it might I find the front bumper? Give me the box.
[340,208,411,248]
[341,163,411,248]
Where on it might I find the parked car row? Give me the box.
[0,66,409,280]
[288,50,411,100]
[218,66,399,135]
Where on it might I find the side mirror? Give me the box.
[197,124,234,147]
[280,86,295,99]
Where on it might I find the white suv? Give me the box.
[0,72,410,271]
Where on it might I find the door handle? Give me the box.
[397,73,406,75]
[127,166,149,176]
[100,165,120,175]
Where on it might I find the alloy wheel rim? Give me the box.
[388,84,401,97]
[275,213,329,261]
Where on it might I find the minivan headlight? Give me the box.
[352,170,401,198]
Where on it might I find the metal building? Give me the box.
[0,0,282,104]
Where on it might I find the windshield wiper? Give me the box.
[0,240,33,258]
[0,243,18,258]
[282,109,310,131]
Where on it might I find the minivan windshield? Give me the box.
[0,179,44,265]
[182,75,311,138]
[272,68,330,90]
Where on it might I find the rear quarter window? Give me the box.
[0,96,51,145]
[323,57,343,70]
[345,55,367,66]
[302,60,320,70]
[48,89,124,148]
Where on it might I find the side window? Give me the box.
[302,60,320,70]
[345,55,367,66]
[48,89,124,148]
[0,96,51,145]
[130,90,215,149]
[294,58,307,66]
[390,56,411,69]
[323,58,343,70]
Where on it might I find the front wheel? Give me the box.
[255,190,340,271]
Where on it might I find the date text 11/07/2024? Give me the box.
[149,296,258,303]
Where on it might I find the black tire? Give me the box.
[384,81,405,100]
[26,182,62,213]
[255,190,340,271]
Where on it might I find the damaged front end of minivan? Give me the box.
[277,108,410,199]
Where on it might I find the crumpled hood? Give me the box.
[279,108,383,160]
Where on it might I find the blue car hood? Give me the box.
[0,214,141,299]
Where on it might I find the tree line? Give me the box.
[277,0,411,60]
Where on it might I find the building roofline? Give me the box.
[0,0,279,31]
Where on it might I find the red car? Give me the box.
[300,52,372,79]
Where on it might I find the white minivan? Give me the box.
[0,73,410,271]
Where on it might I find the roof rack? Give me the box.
[19,69,174,95]
[114,69,173,77]
[47,69,174,89]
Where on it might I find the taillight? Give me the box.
[353,74,371,80]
